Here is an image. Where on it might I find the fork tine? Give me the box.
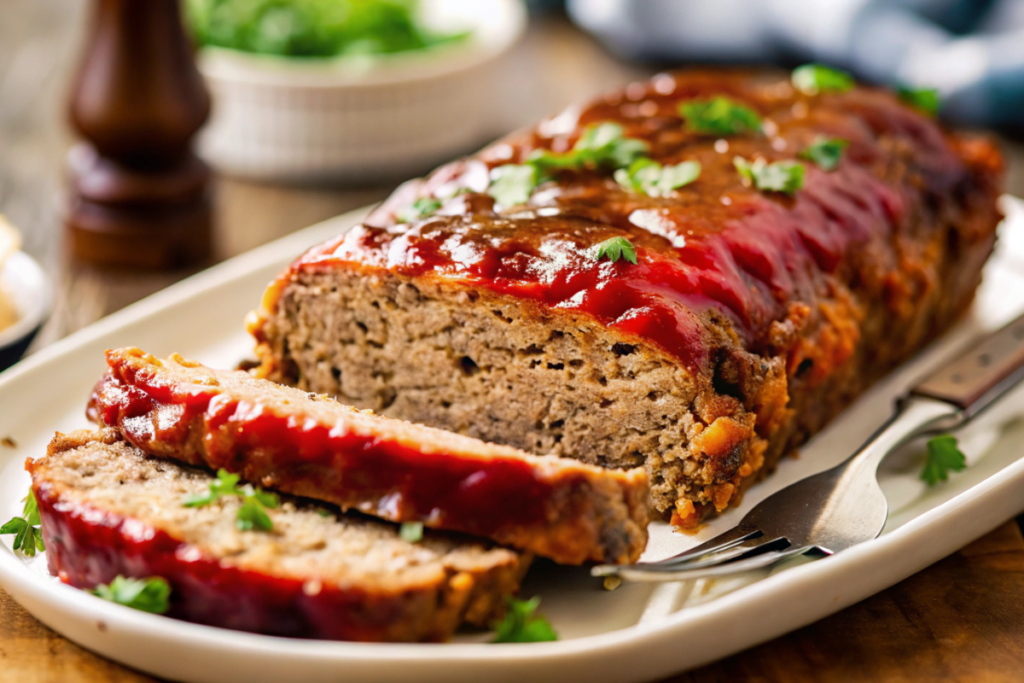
[662,523,761,564]
[593,534,785,577]
[650,535,788,570]
[591,524,761,578]
[609,546,814,583]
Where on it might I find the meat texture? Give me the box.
[29,428,528,642]
[249,69,1004,527]
[88,347,649,565]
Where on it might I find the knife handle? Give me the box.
[910,312,1024,418]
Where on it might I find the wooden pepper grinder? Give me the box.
[66,0,212,269]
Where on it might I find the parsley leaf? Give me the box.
[528,122,650,172]
[920,434,966,486]
[898,87,940,117]
[791,64,855,95]
[570,122,650,169]
[236,496,274,531]
[734,156,805,195]
[679,98,763,136]
[0,491,45,557]
[396,197,442,223]
[399,521,424,543]
[491,596,558,643]
[592,236,638,265]
[92,575,171,614]
[489,123,650,207]
[182,469,279,532]
[614,158,701,197]
[181,469,242,507]
[799,137,849,171]
[488,164,541,208]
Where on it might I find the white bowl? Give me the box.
[196,0,527,183]
[0,251,52,372]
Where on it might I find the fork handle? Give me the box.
[911,312,1024,418]
[839,395,961,478]
[845,311,1024,476]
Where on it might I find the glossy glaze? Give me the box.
[274,70,978,373]
[32,480,441,642]
[88,349,648,564]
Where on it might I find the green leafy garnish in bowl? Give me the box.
[185,0,470,58]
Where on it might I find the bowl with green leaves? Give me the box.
[187,0,526,181]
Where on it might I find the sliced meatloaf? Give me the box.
[249,68,1004,528]
[88,347,649,565]
[30,428,528,642]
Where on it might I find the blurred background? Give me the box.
[1,0,1024,365]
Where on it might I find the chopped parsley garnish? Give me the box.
[734,156,805,195]
[92,576,171,614]
[182,469,279,531]
[614,158,701,197]
[1,491,45,557]
[592,236,637,265]
[529,122,650,172]
[396,197,442,223]
[898,86,940,117]
[488,122,649,207]
[920,434,966,486]
[490,596,558,643]
[799,137,849,171]
[679,97,763,136]
[791,64,855,96]
[488,163,542,208]
[399,521,424,543]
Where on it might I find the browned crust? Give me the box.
[31,428,530,641]
[247,69,1005,529]
[89,347,649,564]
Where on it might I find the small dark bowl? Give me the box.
[0,252,51,373]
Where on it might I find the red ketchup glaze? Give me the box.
[33,482,427,642]
[89,357,618,559]
[276,70,969,374]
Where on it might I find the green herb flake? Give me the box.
[734,157,805,195]
[921,434,966,486]
[791,64,855,96]
[898,87,940,117]
[592,236,638,265]
[92,576,171,614]
[679,98,763,136]
[528,122,650,173]
[615,158,701,197]
[488,164,541,208]
[236,496,274,531]
[490,596,558,643]
[182,469,278,532]
[399,521,424,543]
[397,197,443,223]
[0,491,45,557]
[798,137,849,171]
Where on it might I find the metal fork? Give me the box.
[594,311,1024,582]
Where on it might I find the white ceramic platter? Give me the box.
[2,198,1024,683]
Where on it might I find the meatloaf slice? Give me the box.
[248,68,1004,528]
[88,347,649,565]
[29,428,528,642]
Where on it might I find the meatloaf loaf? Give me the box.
[87,347,649,565]
[248,68,1004,528]
[30,428,528,642]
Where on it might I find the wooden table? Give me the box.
[2,4,1024,681]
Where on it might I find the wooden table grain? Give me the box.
[2,3,1024,681]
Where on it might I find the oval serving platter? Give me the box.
[2,198,1024,683]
